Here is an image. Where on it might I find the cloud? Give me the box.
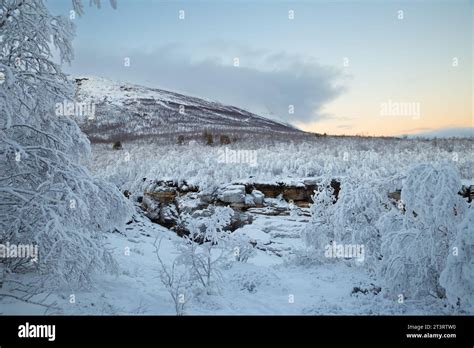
[68,44,346,123]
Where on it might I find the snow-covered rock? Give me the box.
[251,190,264,205]
[219,185,246,204]
[244,194,256,207]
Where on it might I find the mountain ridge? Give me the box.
[73,76,304,143]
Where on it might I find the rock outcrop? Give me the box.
[218,185,246,204]
[139,178,471,235]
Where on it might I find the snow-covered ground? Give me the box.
[3,0,471,319]
[0,210,456,315]
[3,135,472,315]
[89,137,473,196]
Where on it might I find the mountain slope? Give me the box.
[73,76,303,142]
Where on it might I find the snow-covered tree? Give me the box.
[331,180,388,271]
[229,233,256,263]
[0,0,132,288]
[302,179,388,270]
[379,161,467,299]
[177,207,233,294]
[301,181,336,262]
[154,238,191,315]
[439,210,474,313]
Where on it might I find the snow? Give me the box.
[88,138,474,197]
[1,134,472,315]
[1,204,465,315]
[4,0,471,318]
[74,76,301,142]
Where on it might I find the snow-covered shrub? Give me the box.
[302,179,388,271]
[154,238,191,315]
[439,210,474,313]
[0,0,132,288]
[379,161,467,299]
[301,181,336,262]
[229,233,257,263]
[177,207,233,294]
[331,180,389,272]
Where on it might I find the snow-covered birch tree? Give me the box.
[439,209,473,313]
[0,0,132,289]
[379,161,468,300]
[177,207,233,295]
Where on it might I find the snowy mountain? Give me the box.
[73,76,303,142]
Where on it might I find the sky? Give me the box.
[47,0,473,136]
